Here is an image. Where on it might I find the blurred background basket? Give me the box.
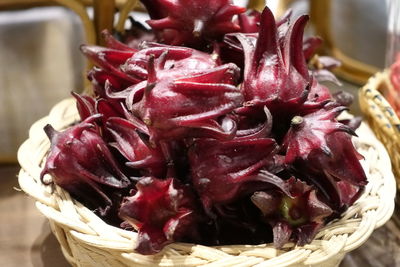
[17,98,396,267]
[359,70,400,188]
[359,0,400,189]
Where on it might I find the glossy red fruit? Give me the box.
[140,0,246,46]
[283,106,367,186]
[283,107,353,162]
[124,43,220,81]
[188,137,278,210]
[251,177,332,248]
[119,177,201,254]
[106,117,166,177]
[41,115,131,215]
[237,7,311,113]
[130,55,243,143]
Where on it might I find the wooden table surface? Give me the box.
[1,163,399,267]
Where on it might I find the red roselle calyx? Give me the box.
[140,0,246,46]
[283,106,366,187]
[119,177,201,254]
[129,59,243,144]
[251,177,333,247]
[188,137,279,211]
[40,115,132,216]
[237,8,311,113]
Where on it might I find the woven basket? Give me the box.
[359,69,400,187]
[17,98,396,267]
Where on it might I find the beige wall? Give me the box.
[0,7,86,162]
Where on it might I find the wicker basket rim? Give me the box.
[17,98,396,267]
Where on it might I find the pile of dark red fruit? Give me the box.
[40,0,367,255]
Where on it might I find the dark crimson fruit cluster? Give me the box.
[41,0,367,255]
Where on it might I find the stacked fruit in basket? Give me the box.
[40,0,367,255]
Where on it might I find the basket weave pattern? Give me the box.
[18,98,396,267]
[359,70,400,185]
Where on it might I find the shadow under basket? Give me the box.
[359,70,400,188]
[17,98,396,267]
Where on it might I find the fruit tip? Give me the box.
[43,124,58,140]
